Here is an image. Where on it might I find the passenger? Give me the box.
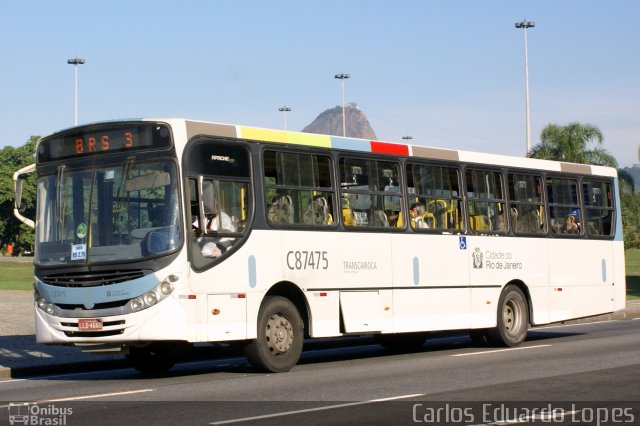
[565,214,580,234]
[193,205,236,233]
[207,210,236,233]
[409,203,428,229]
[497,207,518,232]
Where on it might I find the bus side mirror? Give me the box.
[13,163,36,229]
[14,179,26,212]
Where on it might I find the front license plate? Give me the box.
[78,318,103,331]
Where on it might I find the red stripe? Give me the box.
[370,141,409,156]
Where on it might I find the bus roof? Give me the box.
[44,118,616,178]
[168,118,618,178]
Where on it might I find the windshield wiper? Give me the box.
[114,157,135,217]
[56,165,66,229]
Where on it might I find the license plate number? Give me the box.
[78,319,103,331]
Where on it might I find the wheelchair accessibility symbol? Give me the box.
[459,236,467,250]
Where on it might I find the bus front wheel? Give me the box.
[244,296,304,373]
[487,286,529,347]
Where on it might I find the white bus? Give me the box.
[14,118,625,373]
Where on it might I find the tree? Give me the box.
[528,122,618,167]
[0,137,38,255]
[618,169,635,194]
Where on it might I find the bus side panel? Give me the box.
[188,230,284,341]
[547,239,615,322]
[468,236,549,326]
[391,234,471,332]
[281,231,394,336]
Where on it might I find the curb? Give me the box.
[0,359,127,380]
[559,304,640,325]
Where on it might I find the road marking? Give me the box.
[535,319,618,329]
[0,388,154,408]
[209,393,424,425]
[42,388,155,402]
[452,344,551,357]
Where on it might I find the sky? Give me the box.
[1,0,639,167]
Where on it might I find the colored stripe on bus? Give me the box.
[330,136,371,153]
[239,127,289,143]
[371,141,409,156]
[287,132,331,148]
[239,126,332,148]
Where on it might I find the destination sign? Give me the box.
[37,123,172,162]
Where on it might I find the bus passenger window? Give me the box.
[406,163,462,232]
[466,169,505,234]
[583,180,615,237]
[263,151,335,227]
[340,157,402,229]
[508,173,545,234]
[547,177,581,236]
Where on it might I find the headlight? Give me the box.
[160,281,173,295]
[37,298,47,310]
[34,291,59,316]
[144,291,158,306]
[130,297,144,311]
[123,273,177,314]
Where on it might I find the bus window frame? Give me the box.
[405,160,465,233]
[338,154,405,232]
[182,137,254,272]
[582,178,616,239]
[262,146,339,230]
[545,174,585,238]
[463,166,508,235]
[507,171,548,236]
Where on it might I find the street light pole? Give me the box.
[278,106,291,130]
[334,73,350,137]
[515,20,534,156]
[67,58,86,126]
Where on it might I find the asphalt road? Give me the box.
[1,319,639,425]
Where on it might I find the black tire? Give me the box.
[487,286,529,347]
[244,296,304,373]
[126,344,176,374]
[375,332,427,351]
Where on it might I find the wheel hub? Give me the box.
[504,299,522,336]
[265,313,294,354]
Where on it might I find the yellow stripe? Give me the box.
[239,126,331,148]
[286,132,331,147]
[239,127,288,143]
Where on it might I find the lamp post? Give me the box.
[515,20,534,156]
[334,73,350,137]
[278,106,291,130]
[67,58,86,126]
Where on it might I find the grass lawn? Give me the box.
[0,260,33,290]
[625,249,640,301]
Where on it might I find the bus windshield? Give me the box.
[35,159,181,265]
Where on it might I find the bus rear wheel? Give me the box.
[244,296,304,373]
[487,286,529,347]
